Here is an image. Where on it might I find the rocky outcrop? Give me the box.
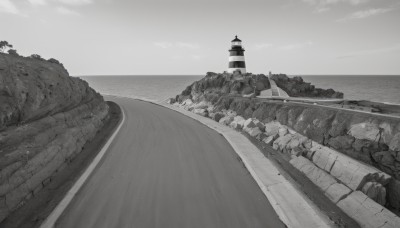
[271,74,344,98]
[0,53,109,222]
[175,72,343,103]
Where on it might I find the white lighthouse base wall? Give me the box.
[228,68,246,74]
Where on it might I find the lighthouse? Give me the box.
[228,35,246,74]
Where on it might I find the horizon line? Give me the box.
[76,74,400,77]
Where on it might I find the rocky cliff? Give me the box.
[171,72,400,223]
[0,53,109,222]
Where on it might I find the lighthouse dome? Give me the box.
[231,35,242,47]
[231,35,241,42]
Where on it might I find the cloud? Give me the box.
[254,43,273,50]
[176,42,200,49]
[279,41,313,50]
[154,42,200,49]
[191,55,203,60]
[303,0,370,13]
[56,6,79,15]
[57,0,93,6]
[314,7,330,13]
[303,0,369,6]
[337,44,400,58]
[154,42,173,49]
[27,0,94,6]
[337,8,394,21]
[28,0,47,5]
[0,0,21,15]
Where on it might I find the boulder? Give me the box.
[337,191,400,228]
[263,135,278,145]
[303,139,313,150]
[372,151,396,171]
[206,105,215,113]
[212,112,225,122]
[229,116,246,130]
[219,116,234,126]
[328,135,355,150]
[325,183,352,203]
[387,179,400,210]
[291,147,305,157]
[193,101,210,109]
[286,134,308,151]
[310,142,391,190]
[361,182,386,206]
[348,122,380,142]
[290,156,351,202]
[389,132,400,152]
[222,109,237,117]
[312,146,339,172]
[256,133,268,141]
[278,127,288,137]
[167,98,176,104]
[379,122,394,145]
[263,121,281,137]
[181,99,193,107]
[330,154,391,190]
[243,118,256,129]
[193,108,207,117]
[273,134,294,151]
[246,127,262,138]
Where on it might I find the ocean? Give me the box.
[80,75,400,104]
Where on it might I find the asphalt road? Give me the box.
[56,97,285,228]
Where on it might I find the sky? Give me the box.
[1,0,399,76]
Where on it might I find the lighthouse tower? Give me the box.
[228,35,246,74]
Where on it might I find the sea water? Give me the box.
[80,75,400,104]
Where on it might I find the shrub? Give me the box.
[0,41,13,53]
[7,49,19,56]
[29,54,44,61]
[48,58,61,64]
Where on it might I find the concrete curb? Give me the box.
[159,102,331,228]
[40,106,126,228]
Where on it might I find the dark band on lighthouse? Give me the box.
[228,35,246,74]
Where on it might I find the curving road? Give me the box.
[56,97,285,228]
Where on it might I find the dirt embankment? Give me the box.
[0,53,110,222]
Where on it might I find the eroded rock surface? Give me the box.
[0,53,109,222]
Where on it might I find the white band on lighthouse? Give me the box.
[229,56,245,62]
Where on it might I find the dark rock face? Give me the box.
[176,72,271,103]
[176,72,343,104]
[0,54,103,130]
[0,53,109,222]
[271,74,344,98]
